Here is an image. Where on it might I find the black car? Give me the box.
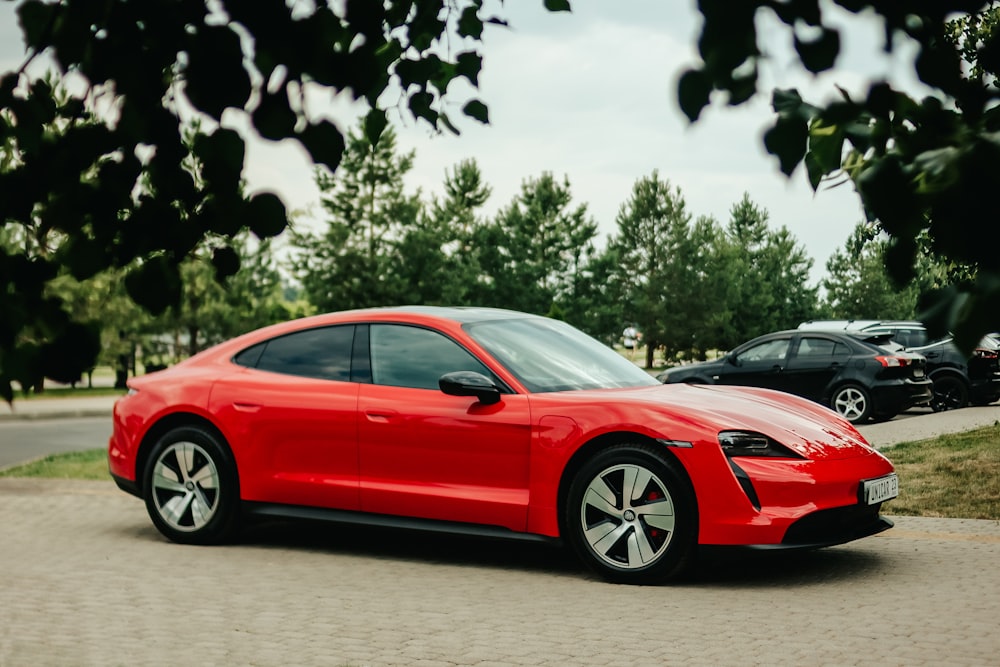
[657,330,933,424]
[906,336,1000,411]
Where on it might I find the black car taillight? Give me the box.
[973,348,998,359]
[718,431,803,459]
[874,355,912,367]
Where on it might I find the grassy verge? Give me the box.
[883,423,1000,520]
[0,449,108,480]
[2,426,998,520]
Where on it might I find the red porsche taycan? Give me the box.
[109,307,898,584]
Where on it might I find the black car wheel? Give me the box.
[565,444,696,584]
[930,376,969,412]
[831,384,871,424]
[143,425,240,545]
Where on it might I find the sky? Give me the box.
[0,1,931,285]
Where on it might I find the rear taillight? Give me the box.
[973,348,998,359]
[875,355,911,367]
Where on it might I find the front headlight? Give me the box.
[718,431,803,459]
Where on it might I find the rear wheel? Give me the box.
[565,444,697,584]
[930,376,969,412]
[831,384,871,424]
[143,425,240,545]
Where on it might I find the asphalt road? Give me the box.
[0,417,110,469]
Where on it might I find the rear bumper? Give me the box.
[870,378,933,414]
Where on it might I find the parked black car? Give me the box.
[657,330,933,424]
[906,336,1000,411]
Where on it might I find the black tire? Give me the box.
[565,443,697,584]
[143,425,240,545]
[830,384,871,424]
[930,375,969,412]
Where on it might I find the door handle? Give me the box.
[365,409,398,423]
[232,402,261,413]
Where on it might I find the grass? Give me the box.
[2,426,998,520]
[1,448,109,480]
[882,423,1000,520]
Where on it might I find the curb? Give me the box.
[0,409,113,422]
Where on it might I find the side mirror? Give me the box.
[439,371,502,405]
[727,354,741,367]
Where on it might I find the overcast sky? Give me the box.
[0,1,930,284]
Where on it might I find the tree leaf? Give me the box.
[300,120,346,172]
[678,69,711,122]
[124,257,181,316]
[763,117,808,176]
[794,27,840,73]
[463,99,489,124]
[544,0,572,12]
[245,192,288,239]
[364,108,388,146]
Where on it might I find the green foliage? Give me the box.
[473,173,598,318]
[686,1,1000,351]
[604,178,819,363]
[2,0,555,399]
[295,125,421,311]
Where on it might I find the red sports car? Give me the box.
[109,307,898,584]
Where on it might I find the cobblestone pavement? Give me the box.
[2,478,999,666]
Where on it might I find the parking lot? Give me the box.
[2,474,999,666]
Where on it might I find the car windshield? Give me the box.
[465,317,660,393]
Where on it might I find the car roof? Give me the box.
[798,319,924,331]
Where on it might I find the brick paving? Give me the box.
[2,477,999,666]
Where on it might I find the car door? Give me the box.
[357,323,532,532]
[209,325,360,510]
[781,334,851,401]
[715,336,792,391]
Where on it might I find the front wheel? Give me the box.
[143,425,240,545]
[831,384,871,424]
[565,444,697,584]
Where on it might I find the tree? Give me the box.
[1,0,567,401]
[295,125,422,311]
[397,158,492,305]
[682,1,1000,350]
[720,194,818,347]
[823,224,922,321]
[473,172,598,316]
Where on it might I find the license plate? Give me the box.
[862,474,899,505]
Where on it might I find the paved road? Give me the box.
[0,417,111,469]
[1,477,998,665]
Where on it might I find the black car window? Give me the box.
[797,337,849,358]
[736,338,790,363]
[370,324,493,390]
[242,325,355,381]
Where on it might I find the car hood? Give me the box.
[565,383,875,461]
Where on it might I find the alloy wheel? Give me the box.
[579,463,676,570]
[150,441,221,533]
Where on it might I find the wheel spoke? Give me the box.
[627,527,657,565]
[624,465,653,506]
[586,521,629,555]
[637,498,675,529]
[152,467,186,494]
[584,486,620,518]
[190,463,218,489]
[161,492,194,526]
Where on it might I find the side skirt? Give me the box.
[241,501,563,546]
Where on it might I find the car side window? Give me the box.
[236,325,355,381]
[370,324,493,390]
[797,337,846,358]
[735,338,790,363]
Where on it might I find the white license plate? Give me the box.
[862,474,899,505]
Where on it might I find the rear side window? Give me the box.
[235,326,355,381]
[797,337,849,358]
